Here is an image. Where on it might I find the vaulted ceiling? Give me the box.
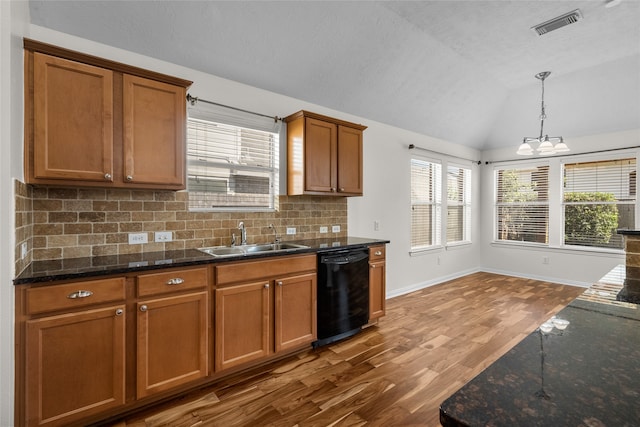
[28,1,640,151]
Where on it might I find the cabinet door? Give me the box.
[123,75,186,187]
[32,53,114,183]
[215,281,270,371]
[337,125,363,195]
[369,260,386,321]
[25,306,125,427]
[274,273,317,352]
[136,292,208,398]
[304,117,337,193]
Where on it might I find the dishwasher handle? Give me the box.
[320,250,369,265]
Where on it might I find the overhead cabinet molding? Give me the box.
[23,39,192,190]
[285,110,367,196]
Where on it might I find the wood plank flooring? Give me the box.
[109,272,584,427]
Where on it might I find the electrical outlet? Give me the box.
[373,220,380,231]
[155,231,173,242]
[21,242,27,260]
[543,256,549,265]
[286,227,296,235]
[128,233,148,244]
[319,226,328,234]
[332,225,341,233]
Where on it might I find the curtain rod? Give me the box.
[186,93,283,123]
[408,144,481,165]
[484,145,640,165]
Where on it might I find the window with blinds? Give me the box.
[495,165,549,244]
[447,165,471,244]
[411,158,442,250]
[186,109,279,211]
[563,158,636,249]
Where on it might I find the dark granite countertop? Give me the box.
[617,228,640,235]
[440,278,640,427]
[14,236,389,285]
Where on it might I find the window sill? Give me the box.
[490,241,624,257]
[445,241,472,250]
[410,245,444,256]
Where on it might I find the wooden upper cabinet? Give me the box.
[285,110,366,196]
[24,39,191,190]
[32,53,114,183]
[123,75,186,187]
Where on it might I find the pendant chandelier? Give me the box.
[517,71,569,156]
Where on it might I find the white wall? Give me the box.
[480,130,640,286]
[1,2,29,425]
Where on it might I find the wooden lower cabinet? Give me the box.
[214,255,317,372]
[25,305,126,427]
[17,255,321,426]
[369,245,387,321]
[275,273,317,352]
[136,291,208,398]
[215,281,271,371]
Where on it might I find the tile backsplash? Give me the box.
[14,180,347,275]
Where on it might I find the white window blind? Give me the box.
[563,158,636,249]
[495,165,549,244]
[187,102,280,211]
[447,165,471,244]
[411,158,442,250]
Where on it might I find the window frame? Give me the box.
[186,104,281,212]
[446,163,472,246]
[410,156,443,254]
[494,162,550,247]
[561,156,637,251]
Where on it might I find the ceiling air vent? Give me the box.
[531,9,583,36]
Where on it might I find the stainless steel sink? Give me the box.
[198,242,309,257]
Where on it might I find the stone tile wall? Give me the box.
[14,180,347,275]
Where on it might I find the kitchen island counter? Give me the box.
[439,273,640,426]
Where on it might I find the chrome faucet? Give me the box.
[238,221,247,245]
[269,223,281,244]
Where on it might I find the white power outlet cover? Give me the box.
[21,242,27,259]
[155,231,173,242]
[286,227,296,235]
[128,233,148,244]
[332,225,341,233]
[319,226,328,233]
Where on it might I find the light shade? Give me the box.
[516,141,534,155]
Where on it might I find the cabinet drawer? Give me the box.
[26,277,126,315]
[216,254,316,286]
[137,267,208,297]
[369,245,385,261]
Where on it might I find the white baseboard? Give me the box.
[386,267,481,299]
[386,267,589,300]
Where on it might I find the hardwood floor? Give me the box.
[110,272,584,427]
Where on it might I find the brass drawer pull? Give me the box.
[374,251,382,256]
[166,278,185,285]
[67,290,93,299]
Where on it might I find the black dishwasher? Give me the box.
[314,247,369,347]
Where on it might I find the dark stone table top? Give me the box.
[14,236,389,285]
[439,287,640,427]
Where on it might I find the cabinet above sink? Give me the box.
[284,110,366,197]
